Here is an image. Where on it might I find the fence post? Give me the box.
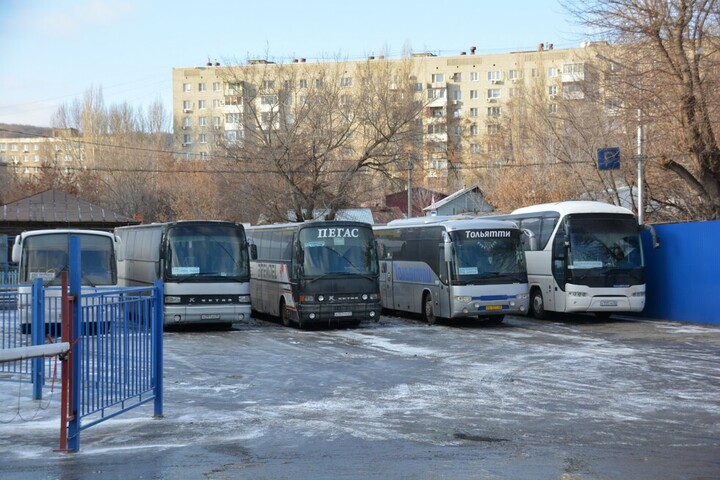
[67,236,82,452]
[153,280,164,418]
[31,278,44,400]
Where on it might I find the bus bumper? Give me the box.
[296,302,382,327]
[164,304,252,325]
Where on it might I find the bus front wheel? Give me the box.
[530,288,549,320]
[280,300,292,327]
[422,293,437,325]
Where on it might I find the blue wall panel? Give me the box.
[641,220,720,325]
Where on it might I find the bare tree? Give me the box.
[216,53,425,222]
[565,0,720,220]
[52,88,174,221]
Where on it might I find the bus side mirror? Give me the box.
[444,240,453,263]
[249,244,257,260]
[522,229,538,251]
[11,235,21,263]
[114,235,124,262]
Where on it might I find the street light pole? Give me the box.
[636,109,644,225]
[407,154,413,218]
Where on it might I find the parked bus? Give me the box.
[12,228,121,331]
[373,217,530,324]
[245,221,381,328]
[490,201,645,319]
[115,220,251,327]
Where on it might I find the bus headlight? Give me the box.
[165,296,181,304]
[317,295,324,302]
[632,292,645,297]
[300,295,314,302]
[568,291,588,297]
[517,293,529,301]
[362,294,368,300]
[309,313,316,319]
[455,296,472,303]
[363,293,380,301]
[238,295,250,303]
[369,310,376,318]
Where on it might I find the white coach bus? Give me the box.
[373,217,530,324]
[491,201,646,319]
[12,228,121,332]
[115,220,251,327]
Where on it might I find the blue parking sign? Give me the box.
[597,147,621,170]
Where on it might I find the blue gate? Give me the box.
[0,236,163,452]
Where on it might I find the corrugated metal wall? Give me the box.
[641,220,720,325]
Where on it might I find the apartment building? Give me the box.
[0,129,84,176]
[172,42,605,189]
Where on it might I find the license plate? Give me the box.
[201,314,221,320]
[600,300,617,307]
[485,305,503,311]
[334,311,352,317]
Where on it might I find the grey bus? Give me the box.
[246,221,381,328]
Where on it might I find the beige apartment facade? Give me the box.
[0,129,84,176]
[172,42,606,190]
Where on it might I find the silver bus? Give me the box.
[373,217,530,324]
[115,220,251,327]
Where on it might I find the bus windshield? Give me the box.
[450,229,526,284]
[567,214,643,270]
[21,233,115,286]
[166,224,249,279]
[299,226,378,277]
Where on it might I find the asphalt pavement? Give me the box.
[1,313,719,479]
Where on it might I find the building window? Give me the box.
[427,124,447,135]
[198,83,206,92]
[414,82,423,91]
[508,69,519,80]
[183,134,192,144]
[548,103,557,113]
[469,107,478,117]
[487,88,501,99]
[340,77,352,87]
[487,106,501,116]
[198,134,208,144]
[340,94,351,106]
[199,117,207,127]
[226,131,237,142]
[470,124,479,135]
[212,82,221,92]
[299,79,308,88]
[453,90,462,101]
[431,107,444,118]
[261,95,278,105]
[548,67,558,77]
[471,143,481,153]
[548,85,558,96]
[470,90,478,99]
[182,117,191,128]
[487,124,500,134]
[226,113,240,123]
[452,73,462,82]
[428,88,446,100]
[488,70,502,82]
[470,71,479,82]
[315,79,324,88]
[213,116,221,127]
[212,99,222,108]
[431,73,444,83]
[263,80,275,89]
[563,63,584,75]
[198,100,207,109]
[183,83,191,92]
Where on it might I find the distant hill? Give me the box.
[0,123,52,139]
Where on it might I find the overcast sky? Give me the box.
[0,0,584,128]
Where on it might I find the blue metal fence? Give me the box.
[641,220,720,325]
[1,273,163,451]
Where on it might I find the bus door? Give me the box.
[379,259,394,310]
[550,220,569,313]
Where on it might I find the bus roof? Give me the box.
[510,200,635,217]
[246,220,373,231]
[17,228,116,239]
[377,216,518,231]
